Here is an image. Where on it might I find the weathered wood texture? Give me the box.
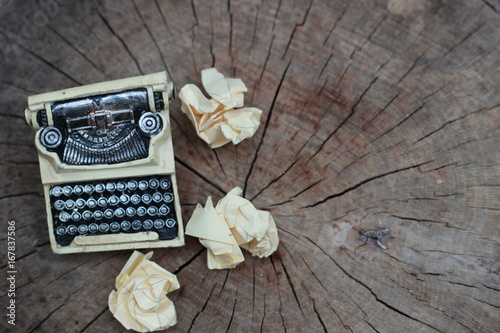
[1,0,499,332]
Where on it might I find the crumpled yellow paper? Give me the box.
[185,187,279,269]
[109,251,180,332]
[179,68,263,148]
[185,197,244,269]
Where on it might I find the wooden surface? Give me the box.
[1,0,499,332]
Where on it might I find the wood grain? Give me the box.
[0,0,498,332]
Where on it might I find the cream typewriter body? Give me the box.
[25,72,184,253]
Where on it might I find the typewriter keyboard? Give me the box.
[49,175,178,246]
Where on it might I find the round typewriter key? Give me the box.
[93,210,104,220]
[147,206,158,216]
[82,210,93,220]
[98,197,108,207]
[51,186,63,197]
[104,209,114,219]
[143,219,153,229]
[87,198,97,209]
[163,193,174,203]
[141,194,152,205]
[121,221,131,231]
[63,185,73,196]
[159,178,171,189]
[110,222,120,232]
[154,219,165,229]
[127,180,138,191]
[131,194,141,205]
[149,179,159,189]
[73,185,84,195]
[138,180,148,191]
[115,207,125,218]
[56,226,66,235]
[89,223,99,233]
[152,192,163,203]
[84,184,94,194]
[132,220,142,230]
[54,200,65,210]
[126,207,136,217]
[71,212,82,222]
[106,182,116,192]
[78,224,88,234]
[59,211,70,222]
[64,199,76,210]
[158,204,170,216]
[109,195,119,206]
[75,198,86,209]
[99,223,110,232]
[116,182,127,192]
[137,206,147,216]
[166,218,176,228]
[95,183,105,193]
[67,225,77,235]
[120,194,130,205]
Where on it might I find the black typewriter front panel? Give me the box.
[48,175,179,247]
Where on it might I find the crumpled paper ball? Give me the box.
[109,251,180,332]
[179,68,262,148]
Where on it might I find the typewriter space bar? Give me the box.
[73,232,159,246]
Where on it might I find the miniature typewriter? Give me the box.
[25,72,184,253]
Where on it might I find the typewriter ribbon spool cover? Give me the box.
[25,72,185,253]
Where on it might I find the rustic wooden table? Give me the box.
[1,0,499,332]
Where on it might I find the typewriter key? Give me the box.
[149,179,159,189]
[73,185,84,195]
[93,210,104,220]
[78,225,88,234]
[159,204,170,215]
[109,195,119,206]
[163,193,174,203]
[142,194,152,204]
[67,225,77,235]
[98,197,108,207]
[159,178,171,189]
[82,210,93,220]
[152,192,163,203]
[116,182,127,192]
[106,182,116,192]
[51,186,63,197]
[115,207,125,218]
[132,220,142,230]
[119,194,130,205]
[84,184,94,194]
[89,223,99,233]
[137,207,147,217]
[147,206,158,216]
[65,199,76,210]
[110,222,120,232]
[138,180,148,191]
[121,221,131,231]
[131,194,141,205]
[95,183,105,193]
[99,223,110,232]
[75,198,86,209]
[126,207,136,217]
[127,180,138,191]
[59,211,70,222]
[56,226,67,235]
[87,198,98,209]
[104,209,114,219]
[62,186,73,196]
[154,219,165,229]
[54,200,65,210]
[71,212,82,222]
[166,218,176,228]
[143,219,153,229]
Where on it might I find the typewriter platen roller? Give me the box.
[25,72,184,253]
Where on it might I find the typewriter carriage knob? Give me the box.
[40,126,63,149]
[138,112,162,137]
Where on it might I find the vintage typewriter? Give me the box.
[25,72,184,253]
